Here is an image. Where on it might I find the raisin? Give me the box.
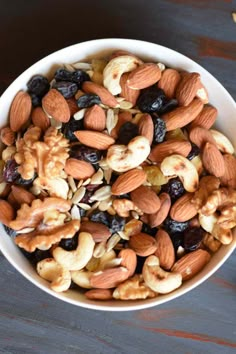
[77,94,101,108]
[29,93,42,107]
[109,215,125,234]
[170,232,184,251]
[59,234,78,251]
[141,223,158,237]
[117,122,139,145]
[27,75,50,97]
[54,68,73,82]
[70,145,102,164]
[89,210,110,227]
[184,227,205,251]
[3,225,16,238]
[187,143,200,160]
[22,248,52,265]
[72,71,90,87]
[161,178,185,202]
[80,190,93,204]
[53,81,78,99]
[158,98,178,115]
[135,255,146,273]
[62,119,84,142]
[164,216,189,235]
[137,87,166,113]
[152,115,166,144]
[3,159,20,182]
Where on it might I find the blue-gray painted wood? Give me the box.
[0,0,236,353]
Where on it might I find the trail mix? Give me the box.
[0,50,236,301]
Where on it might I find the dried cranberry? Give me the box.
[161,178,185,202]
[184,227,205,251]
[53,81,78,99]
[117,122,139,145]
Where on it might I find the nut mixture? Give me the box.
[0,50,236,301]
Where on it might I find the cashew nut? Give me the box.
[53,232,95,271]
[36,258,71,292]
[210,129,234,154]
[160,154,199,192]
[103,55,142,95]
[106,136,150,172]
[142,255,182,294]
[71,270,93,289]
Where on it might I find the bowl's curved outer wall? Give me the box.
[0,38,235,311]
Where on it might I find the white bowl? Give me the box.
[0,38,235,311]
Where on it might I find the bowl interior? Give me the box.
[0,38,236,311]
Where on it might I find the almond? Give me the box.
[158,68,181,98]
[11,185,36,205]
[82,81,118,108]
[176,72,201,106]
[202,142,225,177]
[65,158,95,179]
[171,249,211,280]
[162,98,203,131]
[42,89,70,122]
[155,229,175,270]
[149,139,192,163]
[120,72,140,106]
[10,91,32,132]
[31,107,50,131]
[220,154,236,189]
[80,221,111,242]
[110,111,132,139]
[85,289,113,300]
[111,169,147,195]
[130,185,161,214]
[148,192,171,227]
[170,192,197,222]
[0,127,15,146]
[74,130,115,150]
[189,126,216,149]
[0,199,15,226]
[118,249,137,277]
[0,182,11,198]
[90,267,129,289]
[84,104,106,131]
[190,105,217,130]
[138,113,154,145]
[128,232,157,257]
[66,97,79,116]
[127,63,161,90]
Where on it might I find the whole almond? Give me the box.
[65,158,95,179]
[42,89,70,123]
[190,105,217,130]
[155,229,175,270]
[10,91,32,132]
[171,249,211,280]
[111,169,147,195]
[128,232,157,257]
[220,154,236,189]
[110,111,132,139]
[130,185,161,214]
[158,68,181,98]
[149,139,192,163]
[0,127,15,146]
[31,107,50,131]
[84,104,106,131]
[11,185,36,205]
[82,81,118,108]
[90,267,129,289]
[170,192,197,222]
[202,142,225,177]
[85,289,113,300]
[80,221,111,242]
[118,249,137,277]
[189,126,216,149]
[162,98,203,131]
[74,130,115,150]
[0,199,15,226]
[176,72,201,106]
[120,72,140,106]
[127,63,161,90]
[138,113,154,145]
[148,192,171,227]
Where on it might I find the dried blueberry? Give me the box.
[77,94,101,108]
[184,227,205,251]
[170,232,184,251]
[152,115,166,144]
[109,215,125,234]
[158,98,178,115]
[141,223,158,237]
[53,81,78,99]
[117,122,139,145]
[70,145,102,164]
[187,143,200,160]
[59,234,78,251]
[27,75,50,97]
[29,92,42,107]
[62,119,84,142]
[164,216,189,235]
[72,71,90,86]
[22,248,52,265]
[3,159,20,182]
[3,225,16,238]
[54,68,73,82]
[137,87,166,113]
[89,210,110,227]
[161,178,185,202]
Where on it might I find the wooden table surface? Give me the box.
[0,1,236,353]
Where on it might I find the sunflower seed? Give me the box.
[90,168,104,185]
[17,227,35,234]
[90,186,111,201]
[64,63,75,72]
[106,109,118,134]
[117,230,130,241]
[77,202,91,210]
[74,108,86,120]
[157,62,166,71]
[103,168,112,184]
[82,178,91,186]
[67,189,73,199]
[72,186,86,204]
[119,100,133,109]
[50,118,62,129]
[93,241,106,258]
[68,176,77,193]
[71,204,81,220]
[106,234,121,252]
[72,62,92,70]
[99,158,109,170]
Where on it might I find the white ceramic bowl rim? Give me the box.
[0,38,235,311]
